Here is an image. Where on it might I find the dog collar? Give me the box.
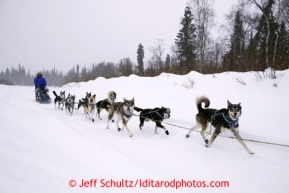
[125,113,132,119]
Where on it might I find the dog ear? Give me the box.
[123,97,127,102]
[132,97,134,103]
[227,100,232,107]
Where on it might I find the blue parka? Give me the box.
[34,75,47,90]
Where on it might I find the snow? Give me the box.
[0,70,289,193]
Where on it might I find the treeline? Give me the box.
[221,0,289,78]
[0,64,64,86]
[1,0,288,86]
[0,64,33,85]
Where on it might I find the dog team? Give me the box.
[52,90,254,155]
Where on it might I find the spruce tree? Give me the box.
[175,6,197,74]
[228,10,245,71]
[137,43,145,76]
[164,54,171,73]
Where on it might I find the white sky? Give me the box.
[0,0,237,74]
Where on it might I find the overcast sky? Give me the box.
[0,0,237,74]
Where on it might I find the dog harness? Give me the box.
[68,101,74,108]
[106,99,111,106]
[155,112,164,121]
[142,110,164,121]
[100,99,111,109]
[90,104,96,113]
[211,112,238,130]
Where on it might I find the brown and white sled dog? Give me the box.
[186,96,254,155]
[86,94,97,122]
[106,98,135,137]
[65,93,75,116]
[77,92,91,114]
[96,91,117,120]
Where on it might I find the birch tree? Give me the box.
[189,0,215,73]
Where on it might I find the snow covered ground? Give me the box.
[0,70,289,193]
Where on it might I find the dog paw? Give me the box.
[106,127,109,129]
[61,108,63,110]
[92,119,94,122]
[118,128,121,132]
[129,135,133,137]
[165,130,169,135]
[248,151,255,155]
[205,144,210,148]
[185,134,190,138]
[204,139,209,144]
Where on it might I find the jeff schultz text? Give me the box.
[73,179,230,189]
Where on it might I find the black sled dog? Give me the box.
[96,91,117,121]
[52,91,65,110]
[186,96,254,155]
[106,98,135,137]
[134,107,170,135]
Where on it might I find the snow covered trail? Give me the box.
[0,70,289,193]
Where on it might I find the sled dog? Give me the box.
[52,91,65,110]
[65,93,75,116]
[86,94,97,122]
[96,91,117,120]
[134,107,170,135]
[77,92,91,114]
[186,96,254,155]
[106,98,135,137]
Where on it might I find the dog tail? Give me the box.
[107,90,116,104]
[65,93,70,101]
[134,107,143,112]
[196,96,210,112]
[52,91,57,97]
